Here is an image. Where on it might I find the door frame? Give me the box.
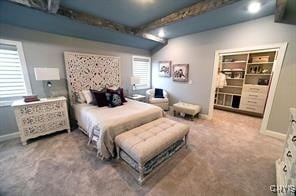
[208,43,288,139]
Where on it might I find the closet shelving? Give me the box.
[215,50,277,116]
[246,74,271,76]
[248,62,274,65]
[224,85,242,88]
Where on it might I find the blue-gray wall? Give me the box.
[152,15,296,134]
[0,23,150,136]
[1,15,295,137]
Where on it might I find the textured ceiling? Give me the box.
[0,0,276,51]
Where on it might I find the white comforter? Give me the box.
[73,99,163,159]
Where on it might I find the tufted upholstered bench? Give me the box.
[173,102,201,120]
[115,118,189,184]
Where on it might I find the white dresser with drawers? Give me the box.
[12,96,70,145]
[239,84,268,114]
[275,108,296,196]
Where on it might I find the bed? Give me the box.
[64,52,163,159]
[73,99,163,159]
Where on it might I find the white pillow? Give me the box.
[77,91,86,103]
[82,90,93,104]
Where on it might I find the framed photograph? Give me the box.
[159,61,171,77]
[173,64,189,82]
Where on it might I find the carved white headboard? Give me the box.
[64,52,120,104]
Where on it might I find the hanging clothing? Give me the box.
[216,73,227,88]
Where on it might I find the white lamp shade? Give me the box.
[34,67,60,81]
[130,76,140,85]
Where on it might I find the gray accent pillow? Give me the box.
[107,92,122,107]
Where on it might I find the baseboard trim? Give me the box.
[199,114,210,120]
[0,132,19,142]
[260,129,286,140]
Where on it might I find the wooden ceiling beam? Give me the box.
[275,0,288,22]
[7,0,167,45]
[137,0,241,33]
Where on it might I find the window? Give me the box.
[0,39,31,101]
[132,56,151,89]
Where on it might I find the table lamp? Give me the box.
[130,76,140,96]
[34,67,60,97]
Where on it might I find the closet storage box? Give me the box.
[251,56,269,63]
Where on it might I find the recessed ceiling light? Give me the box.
[158,29,165,38]
[248,2,261,14]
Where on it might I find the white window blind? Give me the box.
[0,39,31,99]
[132,56,151,89]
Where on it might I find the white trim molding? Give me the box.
[0,132,19,142]
[209,43,288,139]
[259,43,288,135]
[260,129,286,140]
[199,114,210,120]
[0,39,32,97]
[132,55,151,90]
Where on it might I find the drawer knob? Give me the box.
[283,165,287,172]
[286,151,292,158]
[292,136,296,142]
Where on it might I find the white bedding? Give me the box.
[73,99,163,159]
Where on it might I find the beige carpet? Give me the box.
[0,109,283,196]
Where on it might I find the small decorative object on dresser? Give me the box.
[275,108,296,196]
[173,64,189,82]
[12,96,70,145]
[23,95,39,102]
[159,61,171,77]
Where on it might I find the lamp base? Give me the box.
[42,81,54,98]
[47,81,52,88]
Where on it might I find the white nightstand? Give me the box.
[12,96,70,145]
[127,94,146,102]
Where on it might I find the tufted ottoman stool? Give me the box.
[173,102,201,120]
[115,118,189,185]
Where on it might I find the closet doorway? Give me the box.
[208,43,287,139]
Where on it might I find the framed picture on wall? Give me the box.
[173,64,189,82]
[159,61,171,77]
